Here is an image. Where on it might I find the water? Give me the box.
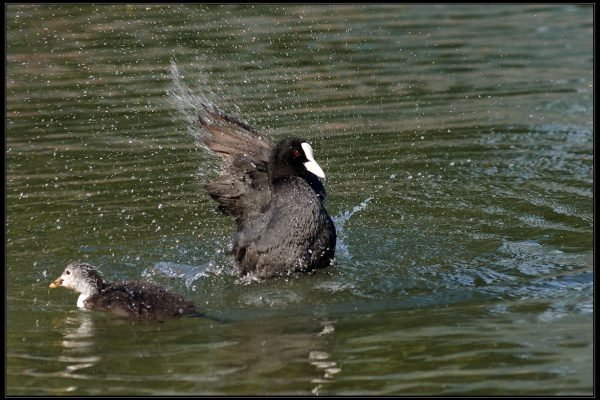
[6,4,593,395]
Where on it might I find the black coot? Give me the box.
[197,105,336,278]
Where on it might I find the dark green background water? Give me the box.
[6,4,593,395]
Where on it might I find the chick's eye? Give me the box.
[291,150,301,158]
[66,270,71,275]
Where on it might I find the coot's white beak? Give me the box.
[301,142,325,179]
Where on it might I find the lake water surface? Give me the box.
[6,4,593,395]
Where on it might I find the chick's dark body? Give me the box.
[87,281,197,320]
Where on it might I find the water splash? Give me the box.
[332,196,373,259]
[168,60,213,145]
[168,60,247,148]
[144,261,214,289]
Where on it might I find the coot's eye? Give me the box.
[291,150,301,158]
[66,270,71,275]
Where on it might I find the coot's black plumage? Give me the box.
[197,105,336,278]
[50,262,197,320]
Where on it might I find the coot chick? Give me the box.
[197,104,336,278]
[50,262,197,320]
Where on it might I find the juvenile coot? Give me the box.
[197,104,336,278]
[49,262,197,320]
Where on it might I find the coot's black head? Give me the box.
[268,138,326,183]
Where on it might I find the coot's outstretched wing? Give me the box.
[197,104,273,223]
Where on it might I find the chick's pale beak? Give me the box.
[49,277,63,289]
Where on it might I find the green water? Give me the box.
[6,4,593,395]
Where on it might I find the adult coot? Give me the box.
[197,104,336,278]
[50,262,197,320]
